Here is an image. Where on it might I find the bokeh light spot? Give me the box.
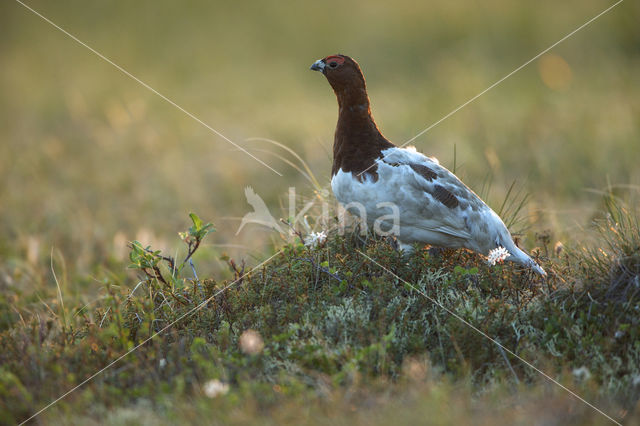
[538,53,572,91]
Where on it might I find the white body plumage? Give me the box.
[331,146,545,275]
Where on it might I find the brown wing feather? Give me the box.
[409,163,437,181]
[431,185,460,209]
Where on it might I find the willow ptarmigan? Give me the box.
[310,54,545,275]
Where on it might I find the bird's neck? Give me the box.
[336,86,370,112]
[332,87,394,178]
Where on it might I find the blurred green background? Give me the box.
[1,0,638,293]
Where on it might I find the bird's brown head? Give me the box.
[310,54,367,97]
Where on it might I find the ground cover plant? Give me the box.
[1,201,639,424]
[2,0,639,424]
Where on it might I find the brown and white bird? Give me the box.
[310,54,545,275]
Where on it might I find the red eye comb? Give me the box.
[325,55,345,65]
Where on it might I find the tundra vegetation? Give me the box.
[1,0,639,424]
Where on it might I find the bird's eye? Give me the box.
[329,61,338,68]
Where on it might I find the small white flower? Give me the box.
[572,366,591,381]
[305,231,327,249]
[159,358,167,369]
[203,379,229,398]
[487,246,510,266]
[239,329,264,355]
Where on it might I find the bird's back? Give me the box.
[331,145,510,255]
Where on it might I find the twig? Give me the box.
[497,342,520,385]
[280,218,306,245]
[183,239,201,267]
[189,259,199,281]
[50,248,68,331]
[295,257,343,282]
[141,246,176,271]
[228,259,246,287]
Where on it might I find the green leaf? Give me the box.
[187,212,215,241]
[189,212,203,230]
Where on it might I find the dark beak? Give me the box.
[310,59,325,73]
